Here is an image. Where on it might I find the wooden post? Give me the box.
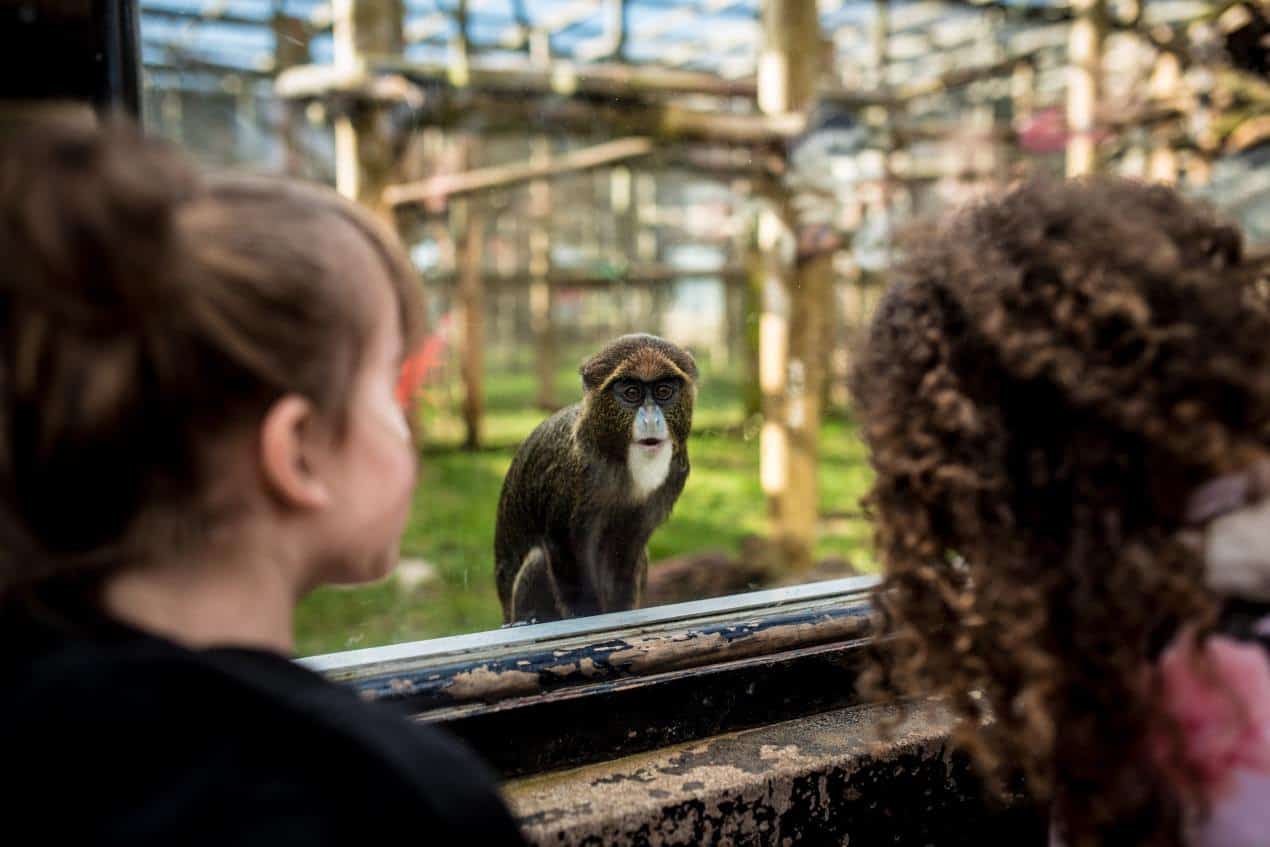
[161,87,183,145]
[272,14,310,177]
[1147,52,1181,185]
[740,220,763,419]
[786,247,832,537]
[757,0,822,573]
[637,171,665,334]
[1066,0,1106,177]
[528,136,557,410]
[457,200,485,450]
[613,163,638,345]
[332,0,403,218]
[605,0,627,60]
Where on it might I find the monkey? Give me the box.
[494,334,697,624]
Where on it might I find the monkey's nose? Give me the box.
[634,405,669,442]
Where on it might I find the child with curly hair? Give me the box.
[852,178,1270,847]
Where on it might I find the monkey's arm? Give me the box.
[509,545,571,623]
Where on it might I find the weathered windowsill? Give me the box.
[505,701,1044,846]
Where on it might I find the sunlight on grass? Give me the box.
[295,355,875,656]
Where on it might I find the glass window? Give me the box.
[138,0,1266,656]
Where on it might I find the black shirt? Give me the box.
[1,606,527,845]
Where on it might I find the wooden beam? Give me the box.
[422,264,748,289]
[279,57,763,101]
[384,136,655,208]
[897,50,1038,101]
[144,60,272,80]
[276,46,1033,117]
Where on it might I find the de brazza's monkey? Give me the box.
[495,334,697,623]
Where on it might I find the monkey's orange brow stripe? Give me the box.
[606,357,690,387]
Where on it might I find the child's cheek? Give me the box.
[371,381,412,443]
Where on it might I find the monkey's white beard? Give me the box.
[627,442,672,500]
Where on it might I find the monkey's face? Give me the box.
[614,377,683,446]
[579,335,696,481]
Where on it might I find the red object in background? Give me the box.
[1016,107,1112,155]
[396,312,454,408]
[1017,107,1069,154]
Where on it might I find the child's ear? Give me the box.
[259,394,332,511]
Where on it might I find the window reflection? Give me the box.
[138,0,1267,654]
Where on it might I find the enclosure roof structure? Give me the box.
[140,0,1217,93]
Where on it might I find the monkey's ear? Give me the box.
[580,353,610,392]
[679,347,699,381]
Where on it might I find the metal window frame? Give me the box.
[304,576,879,778]
[0,0,141,115]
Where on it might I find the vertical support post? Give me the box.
[332,0,403,219]
[637,171,664,334]
[872,0,897,266]
[456,200,485,450]
[605,0,627,60]
[740,219,763,420]
[1147,52,1181,185]
[1066,0,1105,177]
[529,136,556,410]
[161,87,183,144]
[272,13,311,177]
[757,0,822,573]
[613,164,637,338]
[785,248,832,545]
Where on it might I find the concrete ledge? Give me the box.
[505,702,1044,846]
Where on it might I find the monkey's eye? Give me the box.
[621,384,644,404]
[653,383,676,403]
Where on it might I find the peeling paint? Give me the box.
[445,665,539,700]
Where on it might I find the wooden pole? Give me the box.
[786,247,832,539]
[757,0,822,574]
[529,136,557,410]
[457,200,486,450]
[637,171,665,335]
[1147,51,1181,185]
[740,220,763,420]
[332,0,403,219]
[1066,0,1106,177]
[272,13,311,177]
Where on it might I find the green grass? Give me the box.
[294,357,875,656]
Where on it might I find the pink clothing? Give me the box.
[1051,624,1270,846]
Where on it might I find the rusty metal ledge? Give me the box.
[504,701,1044,846]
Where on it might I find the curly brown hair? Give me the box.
[851,178,1270,846]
